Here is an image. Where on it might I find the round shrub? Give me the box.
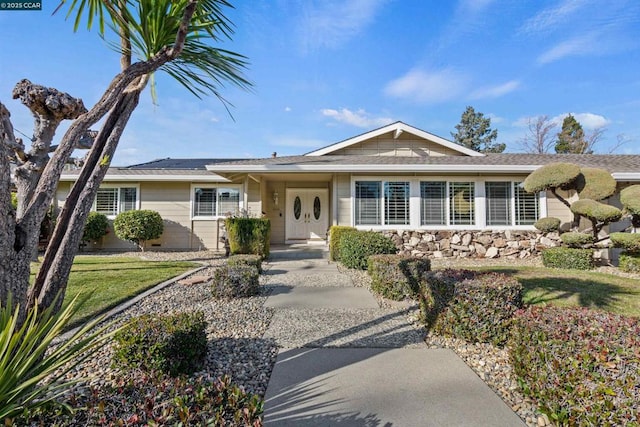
[541,247,594,270]
[560,231,594,248]
[610,232,640,253]
[534,217,561,233]
[619,253,640,273]
[523,162,581,193]
[620,185,640,215]
[570,199,622,224]
[113,210,164,251]
[575,167,617,201]
[212,265,259,298]
[339,231,397,270]
[82,212,109,243]
[227,254,263,273]
[367,254,431,300]
[113,311,207,376]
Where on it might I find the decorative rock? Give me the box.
[493,238,507,248]
[485,247,499,258]
[409,236,421,246]
[451,234,462,244]
[461,233,473,246]
[451,244,471,252]
[539,237,557,247]
[477,235,493,246]
[474,244,487,256]
[433,251,443,258]
[440,238,451,250]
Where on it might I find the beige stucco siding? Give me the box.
[545,189,576,230]
[336,174,351,225]
[246,178,262,217]
[331,132,464,157]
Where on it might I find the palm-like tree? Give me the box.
[0,0,251,318]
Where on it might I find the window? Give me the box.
[485,181,539,226]
[449,182,475,225]
[385,181,410,225]
[486,182,511,226]
[95,186,138,216]
[420,181,446,225]
[514,183,539,225]
[355,181,381,225]
[193,186,241,218]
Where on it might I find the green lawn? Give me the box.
[31,256,197,327]
[472,266,640,317]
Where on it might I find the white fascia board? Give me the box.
[207,164,540,173]
[60,173,230,182]
[305,122,484,157]
[612,173,640,181]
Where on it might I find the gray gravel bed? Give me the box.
[265,307,425,348]
[63,265,277,398]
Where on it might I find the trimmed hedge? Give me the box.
[212,265,259,298]
[510,306,640,426]
[610,232,640,253]
[113,311,207,376]
[619,253,640,273]
[226,217,271,258]
[620,185,640,215]
[82,211,109,243]
[570,199,622,224]
[113,210,164,251]
[523,162,581,193]
[419,270,523,346]
[560,231,595,248]
[227,254,263,273]
[575,167,617,201]
[329,226,356,261]
[534,217,561,233]
[542,247,594,270]
[367,254,431,300]
[339,231,397,270]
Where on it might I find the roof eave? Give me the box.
[60,173,231,182]
[206,164,541,173]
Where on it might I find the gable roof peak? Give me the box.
[304,121,484,157]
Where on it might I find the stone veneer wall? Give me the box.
[380,230,563,259]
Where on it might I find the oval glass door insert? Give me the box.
[313,196,321,220]
[293,196,301,220]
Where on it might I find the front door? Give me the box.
[285,189,328,242]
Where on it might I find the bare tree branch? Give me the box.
[519,115,557,154]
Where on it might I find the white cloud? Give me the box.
[537,34,597,64]
[487,113,505,124]
[321,108,394,128]
[284,107,292,112]
[521,0,588,34]
[384,68,468,104]
[298,0,387,51]
[551,112,610,129]
[469,80,520,99]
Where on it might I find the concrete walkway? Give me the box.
[262,246,525,426]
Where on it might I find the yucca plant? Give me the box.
[0,293,115,421]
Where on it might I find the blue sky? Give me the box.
[1,0,639,166]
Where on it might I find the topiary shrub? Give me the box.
[533,217,561,233]
[113,210,164,252]
[560,231,594,248]
[329,226,356,261]
[620,185,640,216]
[610,232,640,253]
[418,270,522,347]
[367,254,431,300]
[523,162,581,193]
[82,212,109,245]
[541,247,594,270]
[113,311,207,377]
[575,167,617,201]
[619,253,640,273]
[509,306,640,426]
[570,199,622,239]
[212,265,259,298]
[226,218,270,259]
[339,231,397,270]
[227,254,263,274]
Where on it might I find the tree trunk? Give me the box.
[33,88,142,314]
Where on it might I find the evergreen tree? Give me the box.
[555,114,591,154]
[451,106,504,153]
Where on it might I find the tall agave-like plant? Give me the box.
[0,294,115,421]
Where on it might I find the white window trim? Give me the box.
[92,184,140,219]
[350,176,542,231]
[190,183,243,220]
